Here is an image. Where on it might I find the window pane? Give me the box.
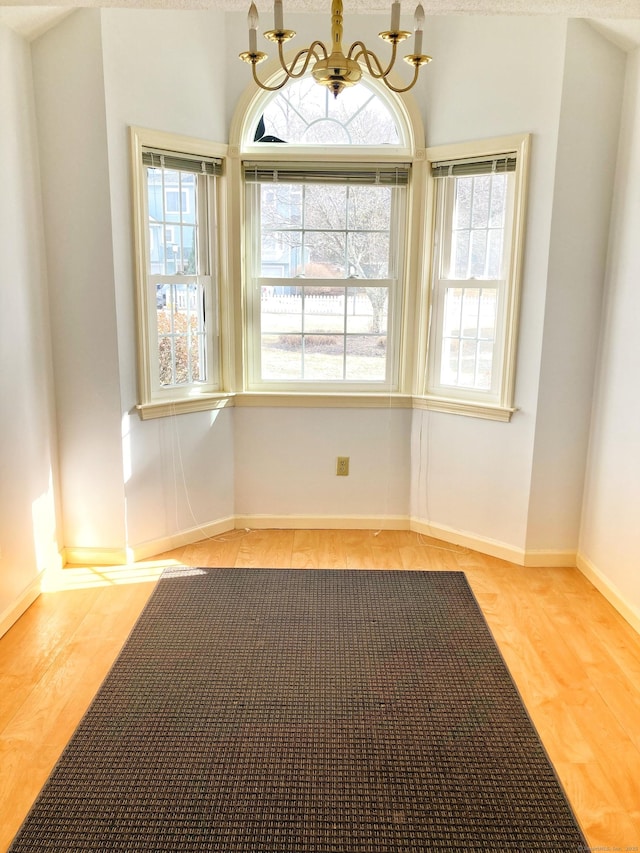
[260,286,303,333]
[347,232,390,279]
[156,282,206,387]
[443,288,462,338]
[261,184,303,229]
[149,223,165,274]
[452,232,470,279]
[258,285,390,382]
[259,184,396,281]
[179,173,197,224]
[453,178,472,230]
[260,231,304,278]
[449,172,509,281]
[304,185,347,230]
[147,165,202,277]
[303,336,345,380]
[459,338,477,387]
[347,186,392,231]
[256,77,402,146]
[163,170,182,215]
[489,174,507,227]
[180,225,197,274]
[261,333,302,379]
[438,286,497,392]
[477,340,494,390]
[486,229,504,278]
[347,287,388,335]
[440,337,459,386]
[346,335,386,380]
[147,168,163,217]
[305,232,346,277]
[303,288,346,333]
[461,288,480,338]
[471,176,491,229]
[479,289,498,339]
[469,231,488,278]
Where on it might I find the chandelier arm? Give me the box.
[380,60,422,93]
[250,61,291,91]
[348,40,398,79]
[279,40,328,79]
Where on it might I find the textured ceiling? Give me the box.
[1,0,639,41]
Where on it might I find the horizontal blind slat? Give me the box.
[142,148,222,176]
[244,162,410,186]
[431,155,516,178]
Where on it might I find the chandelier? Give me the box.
[239,0,431,98]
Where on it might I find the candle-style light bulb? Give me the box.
[390,1,401,33]
[274,0,284,31]
[248,2,259,53]
[413,3,425,54]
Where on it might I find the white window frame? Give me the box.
[420,134,530,421]
[243,167,408,393]
[130,127,232,419]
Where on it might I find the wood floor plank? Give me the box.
[1,529,639,852]
[234,528,294,568]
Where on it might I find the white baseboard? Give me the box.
[63,514,578,570]
[63,519,237,567]
[576,552,640,635]
[234,514,411,531]
[522,549,576,568]
[409,517,525,564]
[0,572,44,640]
[64,546,132,567]
[409,518,576,568]
[130,517,236,562]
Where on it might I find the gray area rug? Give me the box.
[9,568,587,851]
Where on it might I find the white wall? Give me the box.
[579,47,640,617]
[0,25,61,619]
[100,9,235,546]
[411,16,570,552]
[32,10,128,553]
[526,20,625,552]
[234,407,411,520]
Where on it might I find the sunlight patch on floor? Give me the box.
[41,559,182,592]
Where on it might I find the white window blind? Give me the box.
[244,162,410,186]
[142,148,223,177]
[431,155,516,179]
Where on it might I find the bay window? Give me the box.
[130,95,529,421]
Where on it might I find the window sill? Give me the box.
[413,395,516,422]
[135,393,235,420]
[136,392,515,420]
[235,392,414,409]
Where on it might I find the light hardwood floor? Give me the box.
[1,529,639,851]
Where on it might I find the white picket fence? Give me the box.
[261,292,381,317]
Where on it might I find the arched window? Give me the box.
[235,73,421,392]
[252,77,404,147]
